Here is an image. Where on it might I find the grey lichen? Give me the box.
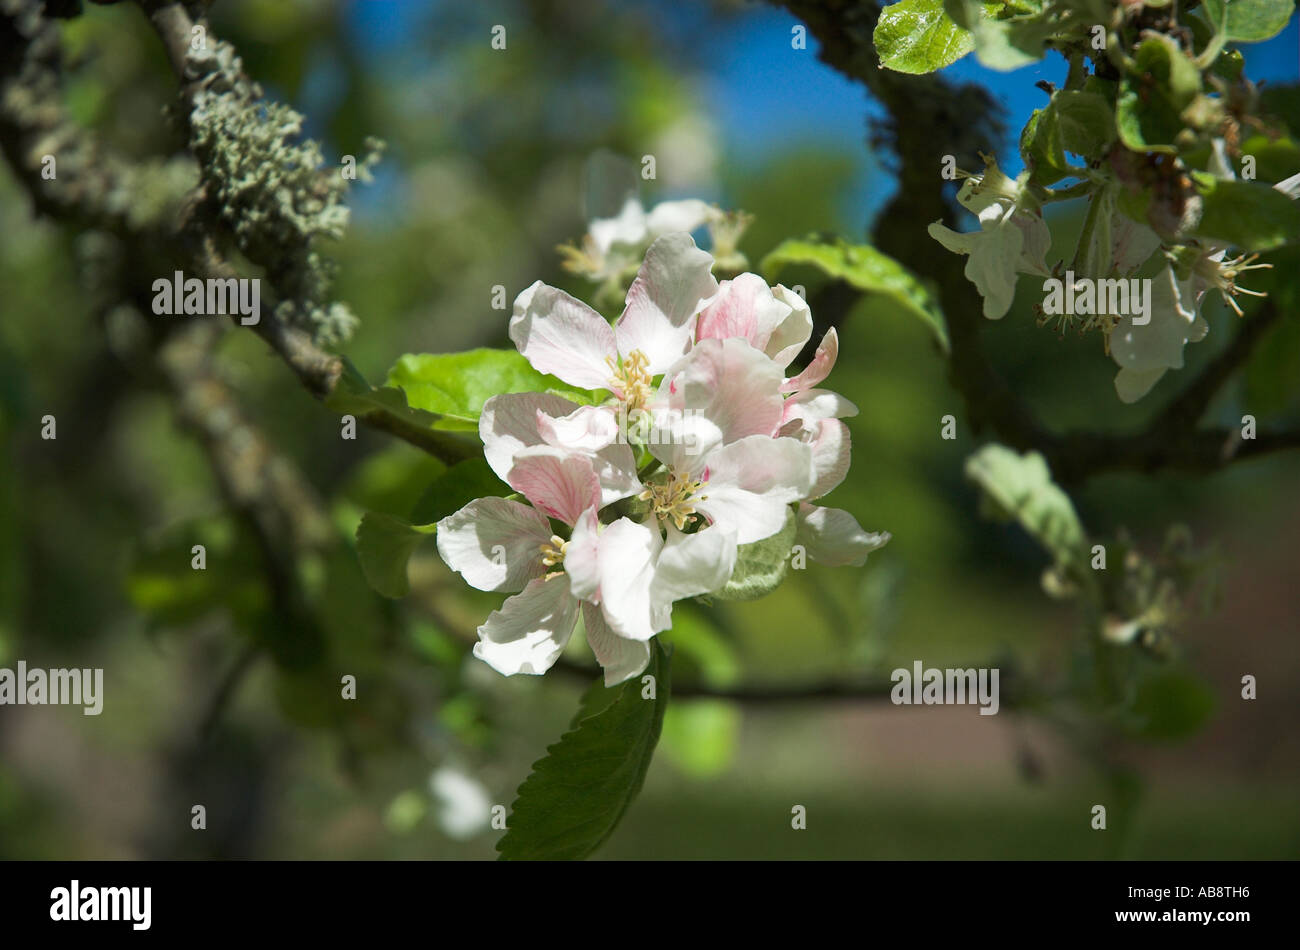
[182,40,383,347]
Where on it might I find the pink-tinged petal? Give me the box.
[474,574,580,676]
[505,447,601,527]
[695,273,794,359]
[649,525,737,631]
[615,233,718,374]
[781,388,858,427]
[581,602,652,686]
[531,403,640,506]
[804,418,851,499]
[659,338,784,458]
[509,280,616,389]
[693,435,814,544]
[781,327,839,394]
[435,497,552,592]
[794,503,889,567]
[480,392,581,484]
[766,285,814,368]
[537,404,619,453]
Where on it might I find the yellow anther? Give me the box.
[539,535,568,569]
[606,349,654,412]
[638,469,709,531]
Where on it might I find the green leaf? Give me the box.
[386,349,594,432]
[964,444,1088,575]
[762,236,948,352]
[1054,90,1115,157]
[874,0,975,75]
[1190,174,1300,251]
[710,506,797,601]
[1240,134,1300,187]
[355,512,434,598]
[325,358,481,464]
[1116,36,1202,153]
[1021,106,1070,185]
[1202,0,1294,43]
[1022,90,1115,185]
[497,642,671,860]
[409,457,509,524]
[947,0,1055,71]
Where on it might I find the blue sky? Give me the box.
[339,1,1299,229]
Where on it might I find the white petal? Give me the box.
[645,199,714,237]
[694,436,814,544]
[795,502,890,567]
[566,517,662,641]
[767,284,814,368]
[805,418,851,499]
[435,497,552,592]
[649,524,737,631]
[1114,366,1167,404]
[480,392,582,485]
[781,388,859,426]
[537,404,620,453]
[505,447,602,526]
[582,602,652,686]
[589,197,649,254]
[615,232,718,375]
[474,575,580,676]
[510,281,616,389]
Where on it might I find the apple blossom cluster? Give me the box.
[930,149,1300,404]
[436,232,888,685]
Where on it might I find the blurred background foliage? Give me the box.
[1,0,1297,859]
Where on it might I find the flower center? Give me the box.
[539,535,568,572]
[1201,252,1272,317]
[638,469,708,531]
[606,349,654,413]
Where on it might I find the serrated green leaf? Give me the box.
[355,511,434,598]
[1190,174,1300,251]
[710,506,797,601]
[1116,36,1202,153]
[497,642,671,860]
[964,444,1088,575]
[386,349,594,432]
[873,0,975,75]
[1203,0,1294,43]
[762,236,948,352]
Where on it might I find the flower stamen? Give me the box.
[539,535,568,575]
[638,469,708,531]
[606,349,654,412]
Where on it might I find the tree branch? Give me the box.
[771,0,1299,483]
